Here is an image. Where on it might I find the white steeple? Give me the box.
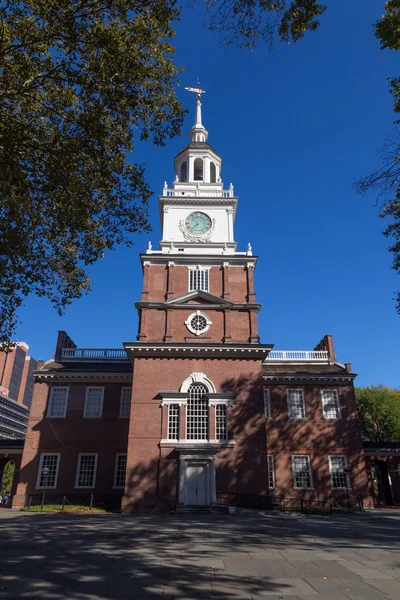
[188,97,208,143]
[155,87,239,256]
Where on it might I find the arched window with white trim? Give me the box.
[186,383,208,440]
[194,158,203,181]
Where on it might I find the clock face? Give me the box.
[185,212,212,235]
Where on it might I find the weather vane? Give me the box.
[185,81,206,99]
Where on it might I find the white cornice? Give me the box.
[35,373,132,382]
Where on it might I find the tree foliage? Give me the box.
[200,0,327,49]
[355,1,400,313]
[355,386,400,443]
[0,0,185,342]
[1,460,15,495]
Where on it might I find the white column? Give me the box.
[226,207,234,242]
[204,156,210,183]
[189,157,194,182]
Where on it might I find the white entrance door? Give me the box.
[185,464,207,505]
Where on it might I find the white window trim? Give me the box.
[35,453,61,489]
[185,310,212,336]
[187,266,210,293]
[267,455,275,489]
[83,386,104,418]
[47,387,69,418]
[264,389,271,419]
[292,454,313,490]
[321,389,342,420]
[113,453,127,489]
[329,455,351,489]
[74,453,98,488]
[119,387,132,418]
[287,388,306,420]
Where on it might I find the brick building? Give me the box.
[0,343,36,440]
[14,93,373,510]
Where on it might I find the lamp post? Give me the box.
[41,466,50,510]
[343,467,350,511]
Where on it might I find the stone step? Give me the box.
[176,505,227,515]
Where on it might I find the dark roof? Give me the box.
[263,363,354,377]
[175,141,220,159]
[36,360,132,374]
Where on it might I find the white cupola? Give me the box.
[173,94,222,187]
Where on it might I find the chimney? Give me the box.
[314,334,336,362]
[54,331,77,362]
[344,362,352,373]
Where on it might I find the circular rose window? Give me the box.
[185,311,212,336]
[190,314,207,333]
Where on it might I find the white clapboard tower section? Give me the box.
[147,87,252,257]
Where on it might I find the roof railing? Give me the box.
[61,348,128,360]
[265,350,329,362]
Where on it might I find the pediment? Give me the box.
[165,291,234,306]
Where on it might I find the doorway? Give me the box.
[373,460,394,506]
[186,464,207,505]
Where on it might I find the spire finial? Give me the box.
[185,82,208,142]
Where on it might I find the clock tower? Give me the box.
[122,91,272,512]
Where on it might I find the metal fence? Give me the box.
[216,491,364,514]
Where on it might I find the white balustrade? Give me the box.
[163,188,234,198]
[61,348,128,360]
[265,350,329,362]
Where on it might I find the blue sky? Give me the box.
[15,0,400,387]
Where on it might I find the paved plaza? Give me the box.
[0,509,399,599]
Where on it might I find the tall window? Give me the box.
[47,387,69,418]
[292,455,312,489]
[180,161,187,182]
[322,390,341,419]
[264,389,271,419]
[189,268,209,292]
[186,383,208,440]
[210,162,216,183]
[267,455,275,489]
[194,158,203,181]
[75,454,98,488]
[84,387,104,418]
[114,454,127,488]
[36,453,60,488]
[330,456,350,489]
[119,387,131,418]
[168,404,180,440]
[216,405,227,439]
[287,389,306,419]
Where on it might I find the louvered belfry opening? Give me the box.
[186,383,208,440]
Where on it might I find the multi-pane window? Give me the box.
[47,387,69,418]
[292,455,312,489]
[216,405,227,439]
[287,389,306,419]
[114,454,127,488]
[186,384,208,440]
[330,456,350,489]
[168,404,180,440]
[36,454,60,488]
[189,268,209,292]
[119,388,131,418]
[264,389,271,419]
[322,390,341,419]
[83,387,104,418]
[267,455,275,489]
[75,454,98,488]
